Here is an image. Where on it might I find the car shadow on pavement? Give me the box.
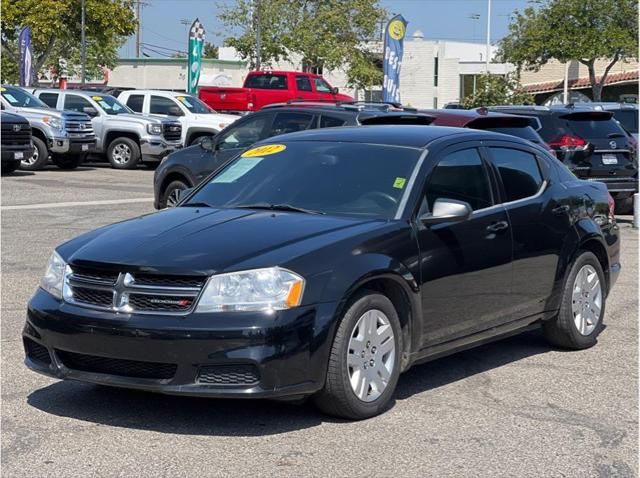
[3,171,35,177]
[26,328,566,435]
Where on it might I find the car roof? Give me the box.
[33,88,117,98]
[566,102,638,111]
[254,124,526,149]
[119,90,190,97]
[422,107,536,127]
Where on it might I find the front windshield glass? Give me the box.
[174,95,214,113]
[91,95,132,115]
[185,141,421,219]
[1,86,48,108]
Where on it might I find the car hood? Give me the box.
[61,207,380,275]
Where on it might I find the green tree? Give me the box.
[497,0,638,101]
[203,41,219,59]
[462,73,534,109]
[218,0,384,88]
[1,0,136,83]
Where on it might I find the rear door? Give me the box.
[483,142,573,318]
[37,92,60,109]
[294,75,316,101]
[559,111,635,180]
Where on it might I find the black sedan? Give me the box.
[24,126,620,419]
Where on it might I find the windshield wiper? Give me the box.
[231,203,325,215]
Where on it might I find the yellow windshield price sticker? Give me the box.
[176,96,185,101]
[0,87,5,92]
[242,144,286,158]
[393,177,406,189]
[92,96,103,101]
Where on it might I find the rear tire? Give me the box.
[160,179,190,208]
[107,137,140,170]
[52,154,83,170]
[313,291,402,420]
[614,196,633,215]
[542,251,606,350]
[20,136,48,171]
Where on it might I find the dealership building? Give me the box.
[97,33,638,106]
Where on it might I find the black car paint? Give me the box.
[25,126,620,400]
[1,111,33,168]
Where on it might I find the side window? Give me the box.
[271,112,314,136]
[63,95,92,113]
[245,74,288,90]
[39,92,59,108]
[320,115,346,128]
[426,148,493,211]
[489,148,543,202]
[150,96,177,115]
[296,76,312,92]
[314,78,332,93]
[218,115,270,151]
[126,94,145,113]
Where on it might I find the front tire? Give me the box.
[20,136,48,171]
[314,291,402,420]
[107,137,140,170]
[160,179,190,208]
[542,251,606,349]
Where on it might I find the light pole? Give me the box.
[485,0,492,73]
[255,0,261,70]
[81,0,86,85]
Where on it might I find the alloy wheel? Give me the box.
[347,309,395,402]
[571,264,602,336]
[112,143,132,165]
[166,188,185,207]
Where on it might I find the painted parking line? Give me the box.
[1,197,153,211]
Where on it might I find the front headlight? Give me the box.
[147,123,162,135]
[44,117,64,131]
[40,251,67,299]
[195,267,305,313]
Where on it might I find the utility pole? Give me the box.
[485,0,491,73]
[255,0,261,70]
[135,0,141,58]
[81,0,86,85]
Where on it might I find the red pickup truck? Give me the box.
[198,70,354,113]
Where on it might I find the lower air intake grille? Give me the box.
[56,350,177,380]
[24,338,51,365]
[197,364,259,385]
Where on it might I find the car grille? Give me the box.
[56,350,177,380]
[162,122,182,141]
[1,122,31,147]
[197,364,260,385]
[64,116,96,139]
[24,338,52,365]
[65,265,207,314]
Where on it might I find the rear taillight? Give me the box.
[548,135,589,151]
[607,193,616,224]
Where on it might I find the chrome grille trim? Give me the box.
[64,267,206,315]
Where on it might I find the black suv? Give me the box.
[489,105,638,213]
[153,102,433,208]
[1,111,33,174]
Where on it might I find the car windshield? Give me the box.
[91,95,132,115]
[1,86,48,108]
[173,95,214,114]
[185,141,421,219]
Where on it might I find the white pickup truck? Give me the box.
[118,90,239,146]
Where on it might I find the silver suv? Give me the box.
[34,89,182,169]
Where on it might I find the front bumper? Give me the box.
[49,137,97,155]
[24,288,339,399]
[140,138,182,163]
[1,144,33,163]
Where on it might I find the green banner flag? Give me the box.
[187,18,205,93]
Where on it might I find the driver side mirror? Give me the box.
[200,136,216,151]
[168,105,184,116]
[420,198,472,225]
[331,86,339,95]
[83,106,99,117]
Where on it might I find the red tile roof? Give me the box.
[522,70,639,94]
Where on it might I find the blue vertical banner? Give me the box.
[18,26,34,87]
[382,15,408,103]
[188,18,206,94]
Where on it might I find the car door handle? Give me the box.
[486,221,509,232]
[552,205,570,215]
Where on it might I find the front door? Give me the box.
[416,145,514,346]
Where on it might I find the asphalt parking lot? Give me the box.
[1,165,638,478]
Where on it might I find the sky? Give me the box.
[120,0,533,58]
